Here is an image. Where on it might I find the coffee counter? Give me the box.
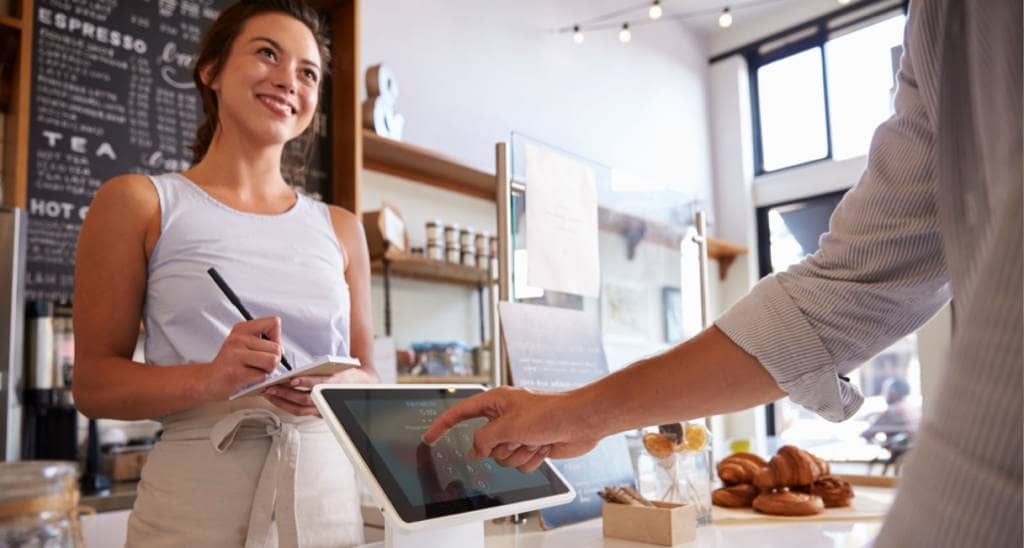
[82,485,894,547]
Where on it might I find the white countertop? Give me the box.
[361,516,882,548]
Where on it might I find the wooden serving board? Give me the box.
[712,485,896,525]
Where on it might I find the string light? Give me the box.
[648,0,663,20]
[562,0,792,44]
[618,22,632,43]
[718,7,733,28]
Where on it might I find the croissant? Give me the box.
[712,483,759,508]
[754,445,826,489]
[717,452,769,485]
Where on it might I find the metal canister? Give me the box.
[425,219,442,248]
[443,223,460,248]
[445,245,461,263]
[475,231,490,269]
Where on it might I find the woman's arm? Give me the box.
[330,204,378,382]
[73,175,281,420]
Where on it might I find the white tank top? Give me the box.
[143,172,351,369]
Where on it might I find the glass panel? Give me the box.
[761,192,923,475]
[508,134,701,374]
[757,48,829,171]
[826,13,907,161]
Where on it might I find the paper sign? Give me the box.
[524,144,600,298]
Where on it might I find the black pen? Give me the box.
[207,267,293,371]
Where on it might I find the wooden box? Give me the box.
[602,501,696,546]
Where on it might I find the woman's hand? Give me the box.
[203,317,284,401]
[263,366,379,417]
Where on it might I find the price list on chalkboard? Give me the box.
[25,0,331,301]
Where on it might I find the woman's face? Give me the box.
[205,12,322,149]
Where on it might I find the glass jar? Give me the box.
[0,461,81,547]
[636,450,712,526]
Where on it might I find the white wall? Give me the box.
[361,0,715,206]
[361,170,494,349]
[359,1,719,360]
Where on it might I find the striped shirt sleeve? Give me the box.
[715,27,952,422]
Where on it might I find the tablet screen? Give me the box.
[319,387,572,523]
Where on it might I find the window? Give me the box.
[756,192,924,475]
[744,1,908,173]
[826,14,907,160]
[757,49,829,171]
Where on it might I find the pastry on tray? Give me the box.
[754,445,828,490]
[809,475,854,508]
[752,491,825,516]
[712,483,759,508]
[713,445,854,515]
[716,452,768,485]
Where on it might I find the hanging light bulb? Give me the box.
[619,23,632,43]
[718,7,733,28]
[648,0,663,20]
[837,0,853,4]
[572,25,584,44]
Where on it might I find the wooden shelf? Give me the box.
[371,248,490,286]
[707,236,749,280]
[398,374,491,385]
[0,15,21,31]
[597,206,748,280]
[362,129,496,202]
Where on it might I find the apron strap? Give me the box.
[210,409,302,548]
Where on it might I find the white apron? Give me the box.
[125,397,364,547]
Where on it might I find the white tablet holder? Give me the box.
[383,517,484,548]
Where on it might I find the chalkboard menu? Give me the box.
[498,301,636,529]
[25,0,331,301]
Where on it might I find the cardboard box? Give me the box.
[602,501,696,546]
[110,449,150,482]
[362,203,407,258]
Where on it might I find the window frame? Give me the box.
[711,0,909,176]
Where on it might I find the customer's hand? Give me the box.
[263,366,379,417]
[422,386,604,472]
[204,317,282,401]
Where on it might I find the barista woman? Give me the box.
[72,1,374,546]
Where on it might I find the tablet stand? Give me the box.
[384,516,484,548]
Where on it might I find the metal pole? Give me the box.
[382,250,392,337]
[494,142,513,387]
[692,210,715,488]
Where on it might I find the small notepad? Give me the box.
[230,356,361,400]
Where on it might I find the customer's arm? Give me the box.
[427,27,949,471]
[424,326,783,470]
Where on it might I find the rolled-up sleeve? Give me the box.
[716,26,951,422]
